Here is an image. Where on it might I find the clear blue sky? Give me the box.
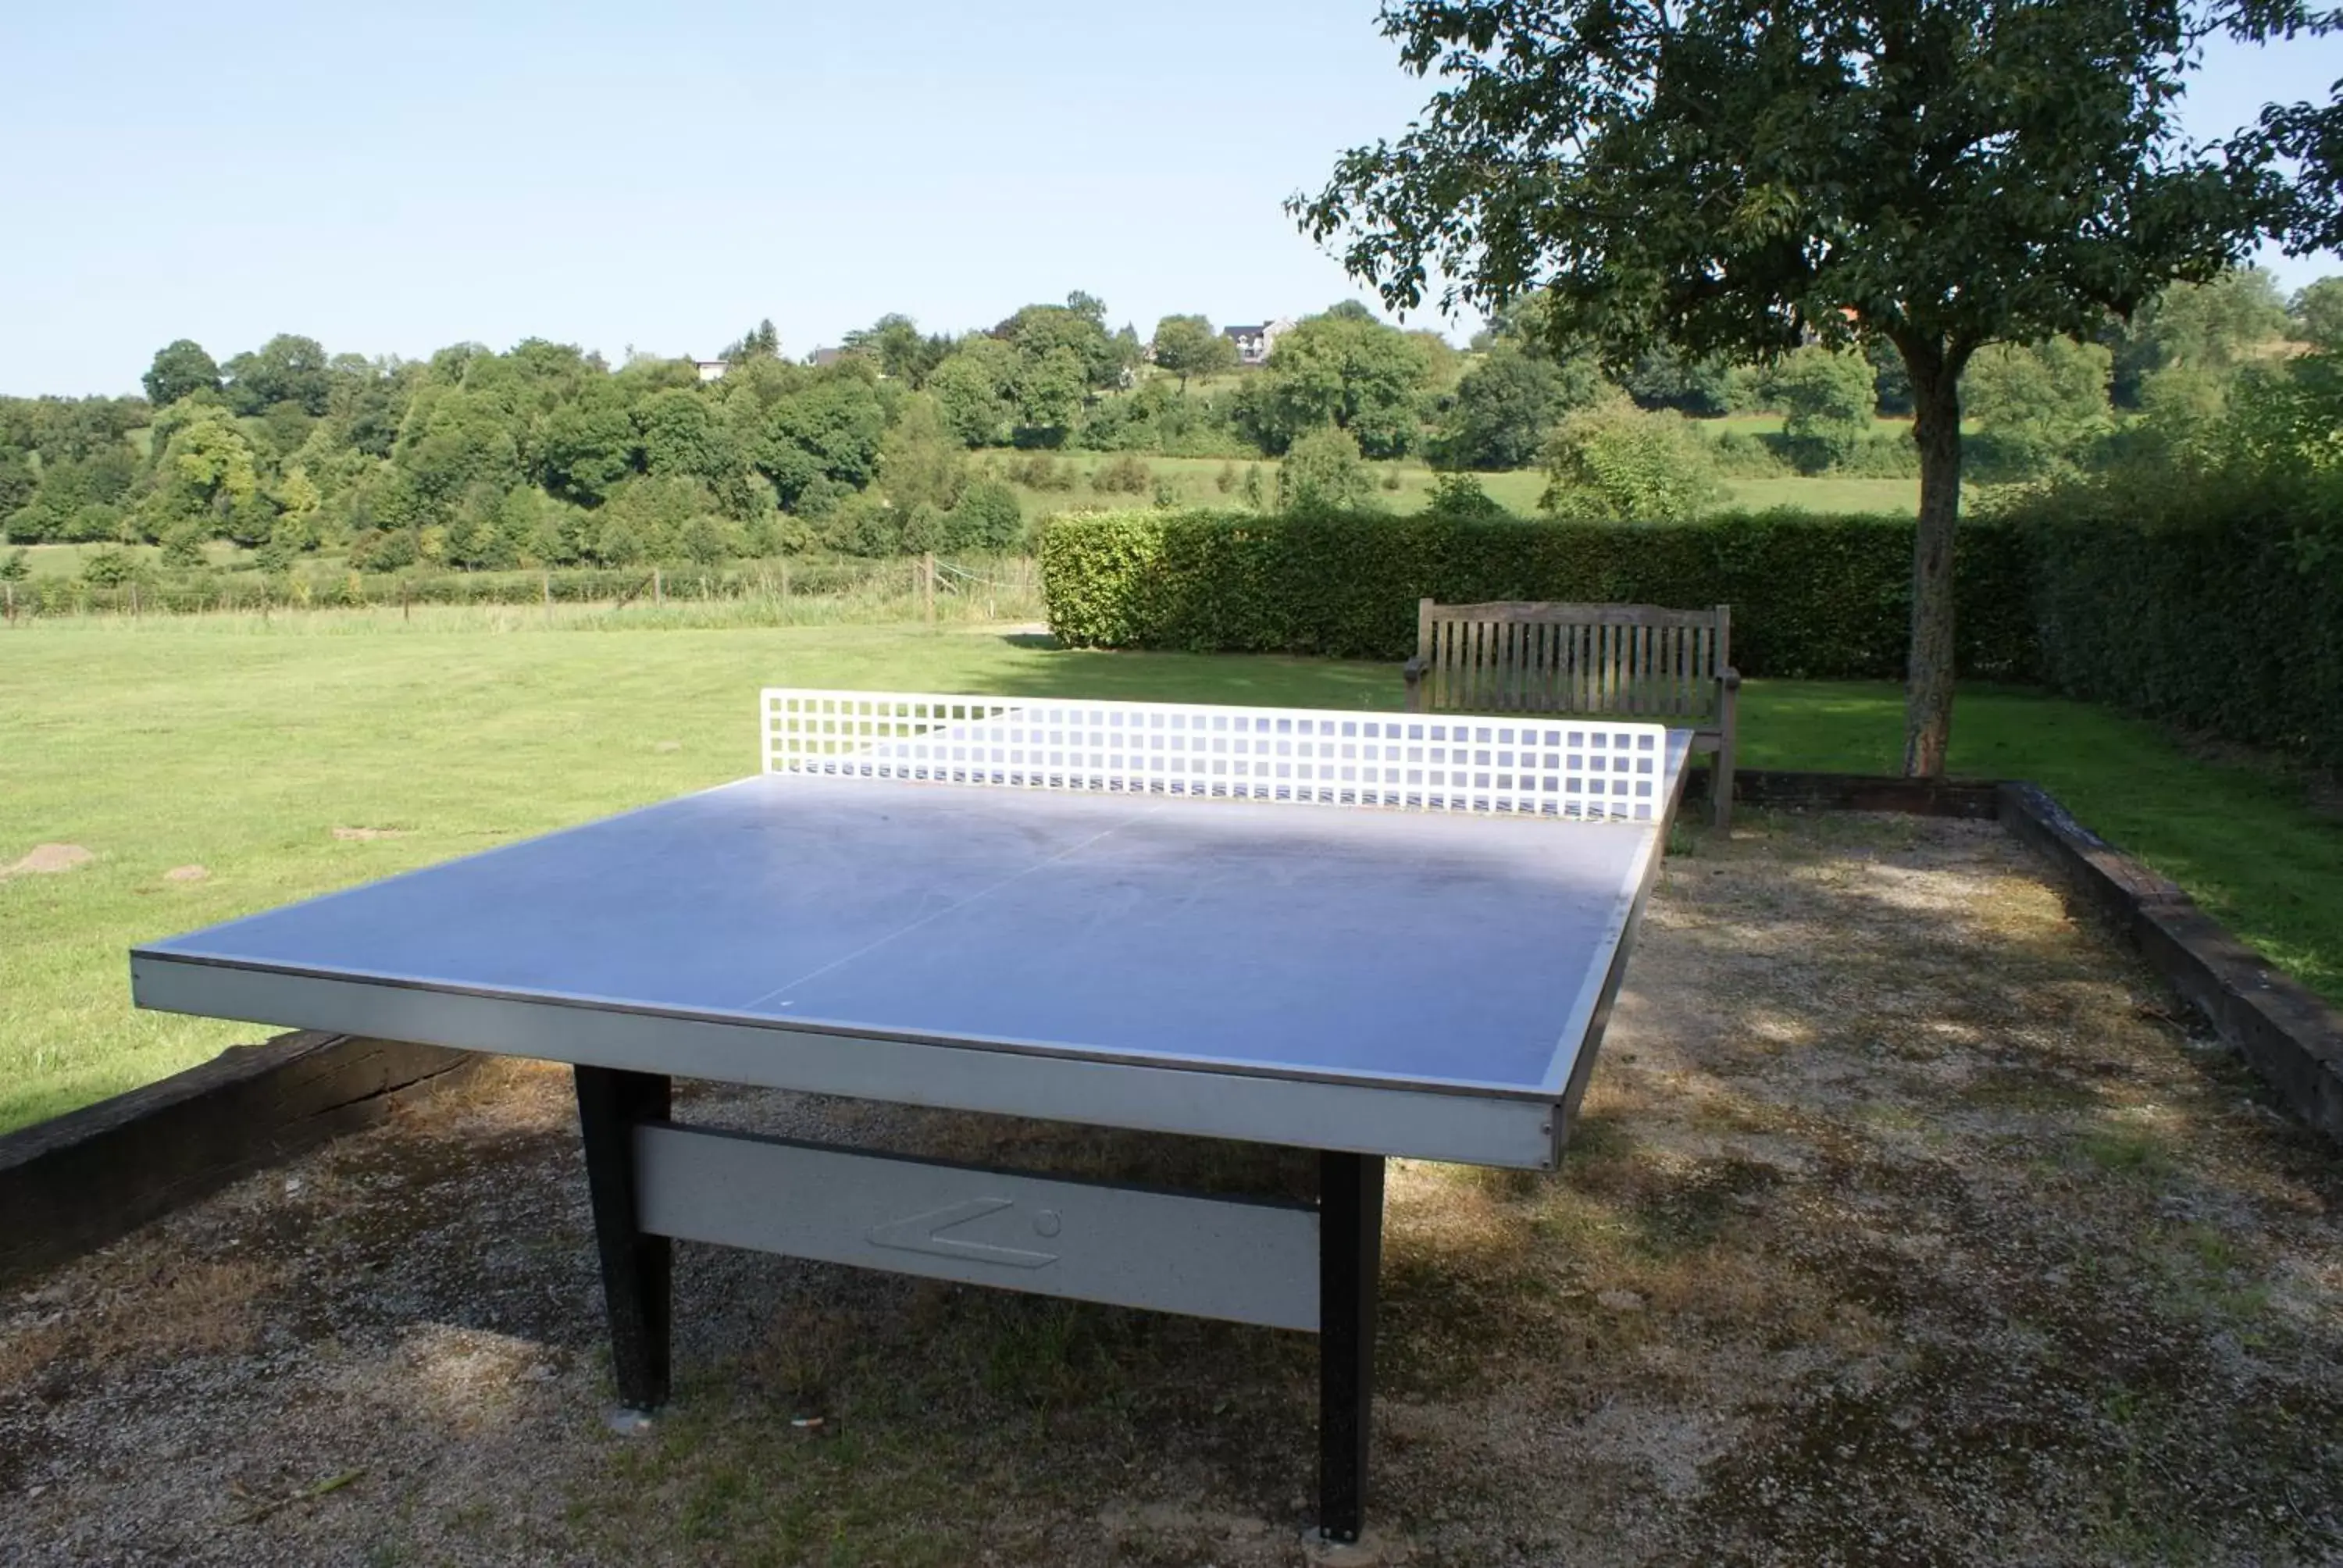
[2,2,2337,396]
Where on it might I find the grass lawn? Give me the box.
[3,617,2335,1133]
[14,540,248,579]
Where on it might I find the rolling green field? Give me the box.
[987,451,1919,522]
[5,615,2334,1135]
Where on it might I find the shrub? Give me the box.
[1769,347,1878,471]
[1039,507,2035,680]
[1092,454,1154,494]
[1539,401,1727,520]
[1214,461,1239,494]
[821,496,904,558]
[1834,435,1923,479]
[1278,426,1380,515]
[80,546,141,586]
[0,548,27,583]
[348,529,399,571]
[159,524,210,569]
[1709,429,1792,477]
[1422,472,1510,520]
[1010,453,1076,491]
[944,479,1024,551]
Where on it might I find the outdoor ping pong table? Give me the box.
[130,689,1692,1544]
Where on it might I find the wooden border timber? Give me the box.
[1689,768,2343,1149]
[1996,783,2343,1148]
[1685,767,2001,818]
[0,1033,476,1289]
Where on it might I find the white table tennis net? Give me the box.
[763,689,1667,822]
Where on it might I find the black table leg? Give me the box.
[1318,1150,1385,1544]
[574,1064,672,1411]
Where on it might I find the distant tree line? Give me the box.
[0,272,2328,576]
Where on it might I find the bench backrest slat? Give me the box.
[1413,599,1732,724]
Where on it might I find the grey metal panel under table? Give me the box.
[633,1123,1321,1330]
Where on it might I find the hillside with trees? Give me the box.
[0,270,2330,594]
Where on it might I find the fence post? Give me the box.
[4,582,12,625]
[922,552,936,625]
[402,579,412,623]
[129,581,139,618]
[654,568,662,607]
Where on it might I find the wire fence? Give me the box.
[0,554,1045,629]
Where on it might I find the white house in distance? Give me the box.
[1221,318,1296,367]
[693,359,729,383]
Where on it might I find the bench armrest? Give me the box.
[1720,666,1742,692]
[1402,655,1427,685]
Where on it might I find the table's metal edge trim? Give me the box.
[126,948,1562,1103]
[127,957,1564,1167]
[1535,732,1696,1105]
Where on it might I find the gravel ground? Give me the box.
[3,810,2340,1566]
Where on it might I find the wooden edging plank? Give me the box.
[1694,767,2343,1149]
[0,1032,476,1289]
[1685,767,2001,818]
[1995,782,2343,1148]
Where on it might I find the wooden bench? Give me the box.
[1402,600,1741,826]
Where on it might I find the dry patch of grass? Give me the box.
[3,812,2341,1566]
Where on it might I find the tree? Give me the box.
[223,334,332,416]
[143,340,222,407]
[2292,277,2343,352]
[929,338,1018,447]
[874,394,967,515]
[843,314,952,386]
[1009,347,1088,442]
[1150,315,1238,391]
[1537,399,1727,520]
[1297,0,2316,775]
[1963,339,2116,476]
[723,319,782,364]
[995,296,1128,390]
[1276,426,1382,515]
[943,479,1024,551]
[144,404,262,532]
[2133,268,2291,372]
[1235,308,1436,457]
[1768,347,1878,472]
[1435,344,1603,469]
[1620,346,1732,416]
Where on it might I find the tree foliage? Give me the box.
[2292,277,2343,352]
[1276,425,1382,515]
[1768,347,1878,472]
[1149,315,1238,390]
[142,340,221,407]
[1297,0,2328,775]
[1963,339,2116,476]
[1435,343,1604,470]
[1538,399,1727,521]
[1234,307,1435,458]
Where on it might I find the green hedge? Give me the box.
[2013,495,2343,769]
[1040,508,2037,681]
[0,558,933,618]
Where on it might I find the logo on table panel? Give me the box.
[867,1196,1063,1269]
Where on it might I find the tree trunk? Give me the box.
[1902,358,1964,778]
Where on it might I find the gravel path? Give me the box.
[5,811,2339,1566]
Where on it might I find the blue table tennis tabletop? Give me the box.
[133,729,1693,1169]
